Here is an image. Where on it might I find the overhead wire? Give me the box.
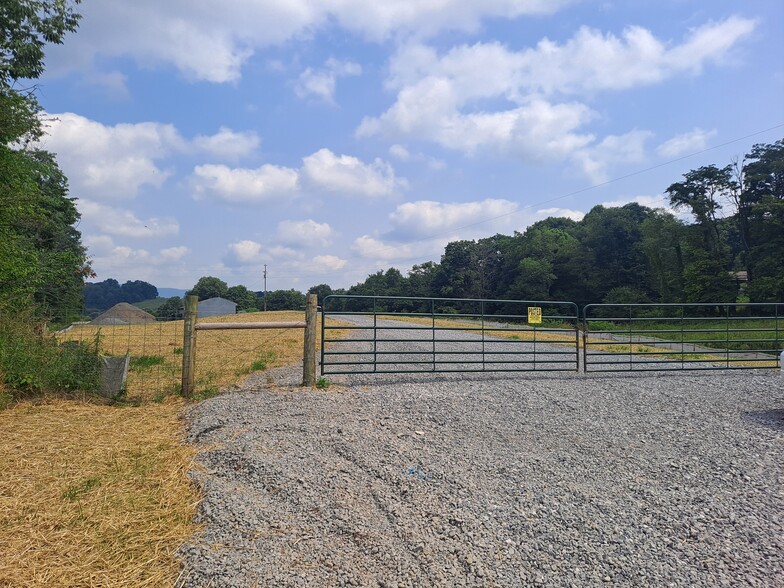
[257,123,784,285]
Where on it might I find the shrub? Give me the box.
[0,306,101,402]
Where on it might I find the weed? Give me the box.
[173,347,183,355]
[0,391,12,411]
[130,355,166,370]
[62,477,102,501]
[316,377,330,389]
[193,386,221,401]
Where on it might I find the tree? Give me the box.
[226,284,257,311]
[740,140,784,301]
[188,276,228,301]
[308,284,334,304]
[156,296,184,320]
[264,289,306,311]
[0,0,89,317]
[1,0,82,87]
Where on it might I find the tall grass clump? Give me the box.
[0,306,101,403]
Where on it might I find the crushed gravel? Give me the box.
[177,361,784,587]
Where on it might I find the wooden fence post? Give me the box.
[182,295,198,398]
[303,293,318,386]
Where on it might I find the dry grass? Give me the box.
[57,311,340,401]
[0,398,200,587]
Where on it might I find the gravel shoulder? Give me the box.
[178,364,784,587]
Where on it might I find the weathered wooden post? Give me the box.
[303,293,318,386]
[182,295,198,398]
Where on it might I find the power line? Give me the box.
[265,124,784,283]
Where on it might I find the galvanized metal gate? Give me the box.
[321,295,580,375]
[583,303,783,372]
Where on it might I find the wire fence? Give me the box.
[51,307,313,401]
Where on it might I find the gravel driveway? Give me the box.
[177,321,784,588]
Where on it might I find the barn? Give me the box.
[198,297,237,318]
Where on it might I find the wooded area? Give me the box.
[329,141,783,308]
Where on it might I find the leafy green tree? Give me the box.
[1,0,82,87]
[308,283,334,304]
[640,211,685,302]
[0,0,88,318]
[155,296,184,320]
[740,140,784,301]
[187,276,229,301]
[264,289,306,310]
[226,284,257,310]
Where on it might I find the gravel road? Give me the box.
[177,319,784,588]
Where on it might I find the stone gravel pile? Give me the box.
[177,365,784,587]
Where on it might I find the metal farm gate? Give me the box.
[583,303,783,372]
[321,295,580,375]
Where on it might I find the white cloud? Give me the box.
[227,240,263,265]
[312,255,347,270]
[657,128,718,158]
[601,194,675,213]
[191,163,299,203]
[277,219,333,247]
[78,200,179,238]
[294,58,362,103]
[302,148,407,197]
[160,246,190,261]
[573,130,653,183]
[47,0,570,83]
[389,144,411,161]
[83,235,191,283]
[193,127,261,161]
[388,199,519,239]
[40,112,183,199]
[389,143,446,169]
[359,17,754,173]
[352,235,430,262]
[536,207,585,222]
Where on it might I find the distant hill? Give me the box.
[133,298,168,312]
[158,287,188,298]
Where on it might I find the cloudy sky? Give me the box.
[36,0,784,292]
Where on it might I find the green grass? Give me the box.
[129,355,166,370]
[235,351,276,376]
[588,318,784,352]
[132,298,168,312]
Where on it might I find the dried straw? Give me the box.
[0,398,200,587]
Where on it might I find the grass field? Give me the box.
[586,317,784,352]
[57,311,336,403]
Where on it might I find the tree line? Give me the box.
[326,140,783,309]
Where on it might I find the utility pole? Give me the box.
[263,264,267,312]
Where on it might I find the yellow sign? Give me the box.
[527,306,542,324]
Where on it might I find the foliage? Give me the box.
[187,276,228,301]
[84,279,158,313]
[328,140,782,307]
[262,289,306,311]
[155,296,184,319]
[308,283,334,304]
[226,284,257,310]
[0,0,90,320]
[0,307,101,399]
[0,0,82,88]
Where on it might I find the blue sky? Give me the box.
[35,0,784,293]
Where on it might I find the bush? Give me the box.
[0,307,101,402]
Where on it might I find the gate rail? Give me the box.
[583,303,783,372]
[321,295,579,375]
